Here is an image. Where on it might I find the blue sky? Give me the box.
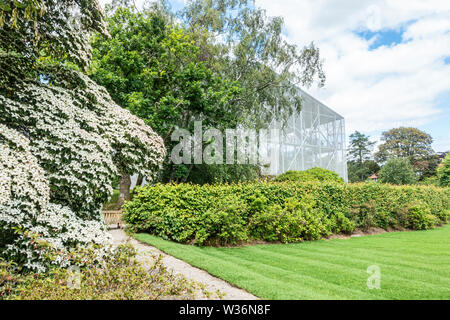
[101,0,450,152]
[358,26,450,151]
[356,28,406,50]
[354,26,450,151]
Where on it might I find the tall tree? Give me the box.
[348,160,380,183]
[379,158,418,185]
[375,127,434,164]
[412,154,441,180]
[90,2,240,190]
[347,131,377,182]
[179,0,326,128]
[91,0,326,186]
[348,131,376,164]
[375,127,436,181]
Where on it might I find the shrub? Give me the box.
[349,201,378,230]
[124,181,450,246]
[196,195,249,245]
[0,1,166,272]
[0,245,216,300]
[274,168,344,183]
[379,158,418,185]
[328,211,356,234]
[397,202,437,230]
[438,154,450,187]
[250,197,330,243]
[0,125,112,272]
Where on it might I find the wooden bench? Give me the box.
[102,210,124,229]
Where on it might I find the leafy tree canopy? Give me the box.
[178,0,326,128]
[437,154,450,187]
[348,131,375,164]
[375,127,434,164]
[90,2,241,143]
[90,1,245,185]
[348,160,380,183]
[378,157,418,185]
[0,0,107,88]
[91,0,326,184]
[274,168,344,184]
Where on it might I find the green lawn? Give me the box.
[134,225,450,300]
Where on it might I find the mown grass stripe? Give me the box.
[134,224,450,300]
[262,243,450,282]
[214,245,449,298]
[182,246,380,299]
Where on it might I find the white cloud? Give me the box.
[256,0,450,149]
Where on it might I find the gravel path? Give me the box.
[109,229,258,300]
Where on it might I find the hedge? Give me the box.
[274,167,345,184]
[123,182,450,246]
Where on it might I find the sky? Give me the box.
[100,0,450,152]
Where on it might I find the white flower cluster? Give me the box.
[1,68,166,219]
[0,0,165,272]
[0,69,166,272]
[0,125,114,272]
[0,124,49,218]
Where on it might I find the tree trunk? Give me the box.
[169,163,175,183]
[116,174,131,210]
[181,164,194,183]
[136,174,144,187]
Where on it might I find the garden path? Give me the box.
[109,229,258,300]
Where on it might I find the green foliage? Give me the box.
[164,163,261,185]
[438,154,450,187]
[379,157,418,185]
[413,154,441,180]
[91,5,240,141]
[420,175,440,186]
[375,127,434,164]
[348,160,380,183]
[92,1,327,184]
[123,181,450,246]
[197,195,249,245]
[0,0,107,86]
[1,245,216,300]
[396,202,437,230]
[90,3,260,183]
[328,211,356,234]
[180,0,326,128]
[350,200,378,230]
[250,197,331,243]
[274,168,344,183]
[348,131,376,163]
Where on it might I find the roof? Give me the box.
[297,87,345,121]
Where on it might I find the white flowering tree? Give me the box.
[0,0,166,271]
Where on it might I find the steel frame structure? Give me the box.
[265,88,348,181]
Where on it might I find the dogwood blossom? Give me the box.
[0,0,166,272]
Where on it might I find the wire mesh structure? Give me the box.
[263,88,348,181]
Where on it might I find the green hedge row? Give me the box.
[274,168,345,183]
[123,182,450,246]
